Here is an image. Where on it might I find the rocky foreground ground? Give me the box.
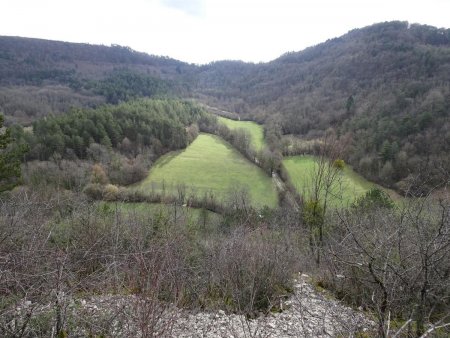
[7,274,374,337]
[66,273,374,337]
[172,274,374,337]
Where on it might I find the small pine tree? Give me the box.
[0,115,28,192]
[353,188,394,209]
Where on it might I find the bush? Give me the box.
[103,184,119,201]
[90,164,109,185]
[0,187,308,335]
[83,183,104,200]
[353,188,394,209]
[325,198,449,336]
[333,159,345,170]
[202,227,302,314]
[303,199,324,228]
[24,160,90,191]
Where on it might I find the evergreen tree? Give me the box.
[0,115,28,192]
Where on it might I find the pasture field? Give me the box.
[217,116,265,151]
[282,155,376,207]
[135,133,278,208]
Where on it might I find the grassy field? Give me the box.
[217,116,265,151]
[282,155,376,207]
[135,133,278,208]
[98,201,222,233]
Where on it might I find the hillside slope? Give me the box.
[195,22,450,192]
[0,36,194,123]
[0,36,191,84]
[1,21,449,192]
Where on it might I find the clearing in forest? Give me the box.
[135,133,278,208]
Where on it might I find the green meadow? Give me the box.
[217,116,265,151]
[135,133,278,208]
[282,155,376,207]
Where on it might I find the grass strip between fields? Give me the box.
[217,116,266,151]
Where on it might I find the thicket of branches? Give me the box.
[324,195,450,337]
[0,188,305,337]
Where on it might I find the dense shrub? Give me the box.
[23,160,90,191]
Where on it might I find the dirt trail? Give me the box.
[273,172,300,211]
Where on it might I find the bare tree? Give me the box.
[303,130,348,265]
[326,192,450,337]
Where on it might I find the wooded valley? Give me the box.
[0,21,449,337]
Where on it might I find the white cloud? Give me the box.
[0,0,449,64]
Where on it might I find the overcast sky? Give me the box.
[1,0,449,64]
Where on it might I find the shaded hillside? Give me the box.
[195,21,450,192]
[0,36,194,123]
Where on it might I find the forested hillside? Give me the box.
[0,36,191,84]
[195,22,450,193]
[0,37,192,123]
[1,21,449,192]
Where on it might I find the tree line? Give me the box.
[12,99,205,161]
